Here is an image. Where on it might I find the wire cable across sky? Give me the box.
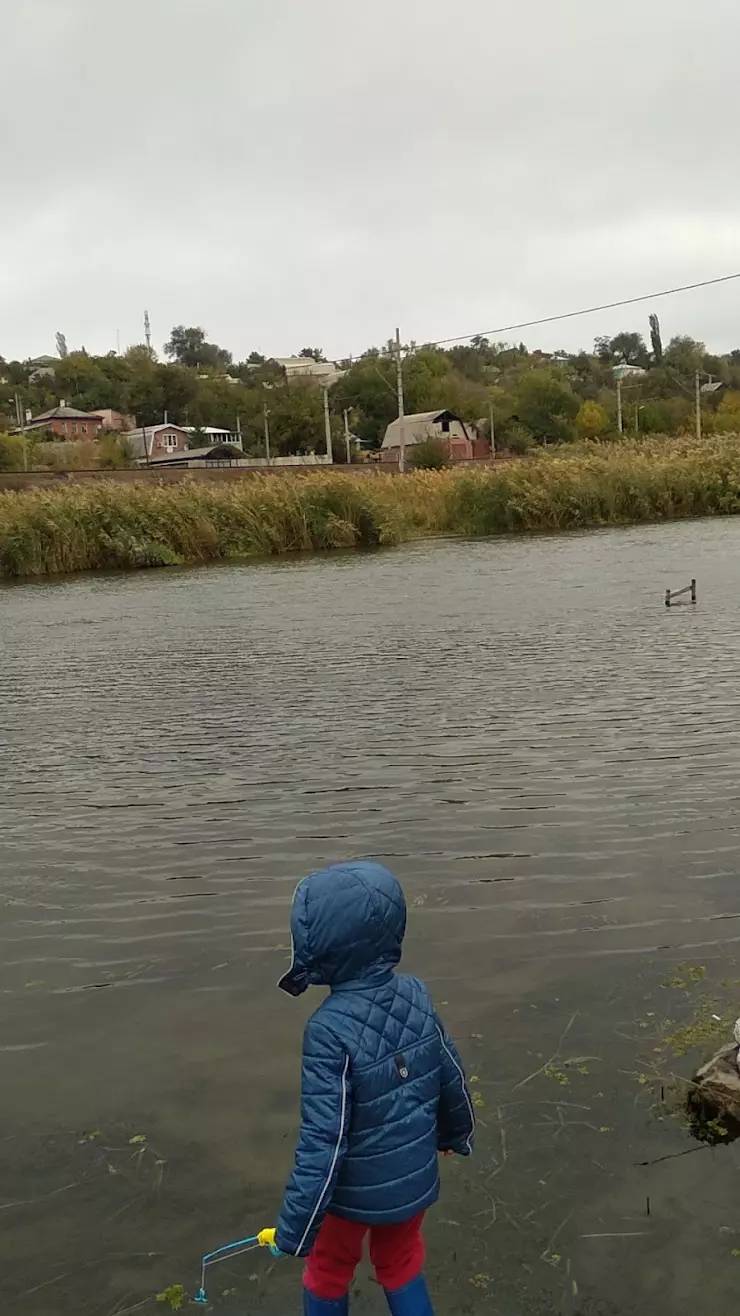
[431,271,740,347]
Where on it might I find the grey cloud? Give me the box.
[2,0,740,362]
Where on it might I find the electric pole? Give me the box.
[695,370,702,440]
[14,392,28,471]
[263,404,271,463]
[616,376,623,434]
[323,386,334,463]
[395,327,405,473]
[488,400,495,460]
[144,310,152,357]
[343,409,352,464]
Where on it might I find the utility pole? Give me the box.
[144,310,152,358]
[263,404,271,463]
[343,409,352,464]
[695,369,702,440]
[236,414,242,451]
[323,385,334,463]
[488,399,496,460]
[142,423,150,466]
[616,376,623,434]
[14,392,28,471]
[395,326,405,473]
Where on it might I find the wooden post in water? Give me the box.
[665,578,697,607]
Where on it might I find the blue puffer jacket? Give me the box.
[275,862,474,1257]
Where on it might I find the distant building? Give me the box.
[27,355,58,382]
[381,409,488,461]
[122,423,191,460]
[18,403,103,439]
[613,363,646,380]
[96,409,137,432]
[274,358,346,385]
[182,426,243,450]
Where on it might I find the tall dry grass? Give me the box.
[2,436,740,578]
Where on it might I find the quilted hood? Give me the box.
[278,861,407,997]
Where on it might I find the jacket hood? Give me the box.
[278,862,407,997]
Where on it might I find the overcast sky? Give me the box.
[2,0,739,363]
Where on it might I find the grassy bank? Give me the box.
[2,436,740,578]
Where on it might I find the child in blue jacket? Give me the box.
[270,861,475,1316]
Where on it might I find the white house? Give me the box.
[274,358,346,386]
[182,426,243,450]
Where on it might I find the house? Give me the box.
[17,403,103,439]
[613,363,646,380]
[122,423,191,460]
[27,355,58,382]
[274,358,346,385]
[381,409,487,461]
[96,409,137,432]
[182,426,243,450]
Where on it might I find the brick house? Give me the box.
[20,404,103,439]
[122,423,191,461]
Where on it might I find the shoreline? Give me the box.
[1,436,740,579]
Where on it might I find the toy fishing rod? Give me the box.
[194,1228,281,1304]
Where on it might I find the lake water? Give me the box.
[3,522,740,1316]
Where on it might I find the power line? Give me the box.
[431,271,740,347]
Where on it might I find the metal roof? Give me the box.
[381,410,465,449]
[32,405,103,421]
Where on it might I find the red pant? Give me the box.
[304,1211,426,1299]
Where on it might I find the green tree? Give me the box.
[297,347,327,362]
[514,370,579,443]
[649,314,663,364]
[164,326,232,370]
[664,335,705,379]
[55,332,68,359]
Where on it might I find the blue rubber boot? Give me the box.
[303,1288,348,1316]
[384,1274,434,1316]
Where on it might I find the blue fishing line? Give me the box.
[195,1235,260,1303]
[194,1232,280,1304]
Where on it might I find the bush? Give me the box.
[0,433,27,471]
[98,436,132,470]
[408,437,450,470]
[503,424,534,455]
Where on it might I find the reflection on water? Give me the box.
[2,521,740,1314]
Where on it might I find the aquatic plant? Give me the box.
[3,434,740,578]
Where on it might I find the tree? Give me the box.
[56,332,68,359]
[664,335,705,378]
[594,331,649,368]
[163,326,232,370]
[610,332,650,367]
[297,347,327,362]
[649,314,663,364]
[713,391,740,433]
[575,401,610,439]
[513,370,579,444]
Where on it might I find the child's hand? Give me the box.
[258,1228,284,1257]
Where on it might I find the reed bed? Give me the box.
[2,436,740,578]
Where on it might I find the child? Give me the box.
[270,861,475,1316]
